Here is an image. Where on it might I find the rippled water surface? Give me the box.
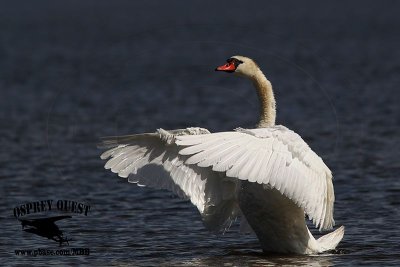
[1,1,399,266]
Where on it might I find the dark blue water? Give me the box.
[1,1,399,265]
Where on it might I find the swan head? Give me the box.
[215,55,260,78]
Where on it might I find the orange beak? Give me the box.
[215,62,236,72]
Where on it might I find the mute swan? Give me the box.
[99,55,344,254]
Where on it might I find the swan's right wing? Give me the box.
[99,128,240,232]
[175,126,335,231]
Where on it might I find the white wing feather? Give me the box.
[175,126,334,230]
[99,127,239,232]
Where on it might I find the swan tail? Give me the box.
[317,225,345,252]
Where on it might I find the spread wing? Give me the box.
[175,126,335,230]
[99,127,240,232]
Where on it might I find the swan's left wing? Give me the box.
[99,127,240,232]
[175,126,335,230]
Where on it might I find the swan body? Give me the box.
[99,56,344,254]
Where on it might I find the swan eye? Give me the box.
[229,58,243,68]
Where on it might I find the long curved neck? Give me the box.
[251,69,276,128]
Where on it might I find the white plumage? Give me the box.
[177,126,334,230]
[99,56,344,254]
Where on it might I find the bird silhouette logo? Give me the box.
[19,215,72,246]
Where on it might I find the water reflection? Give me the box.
[179,253,335,267]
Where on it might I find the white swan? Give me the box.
[99,56,344,254]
